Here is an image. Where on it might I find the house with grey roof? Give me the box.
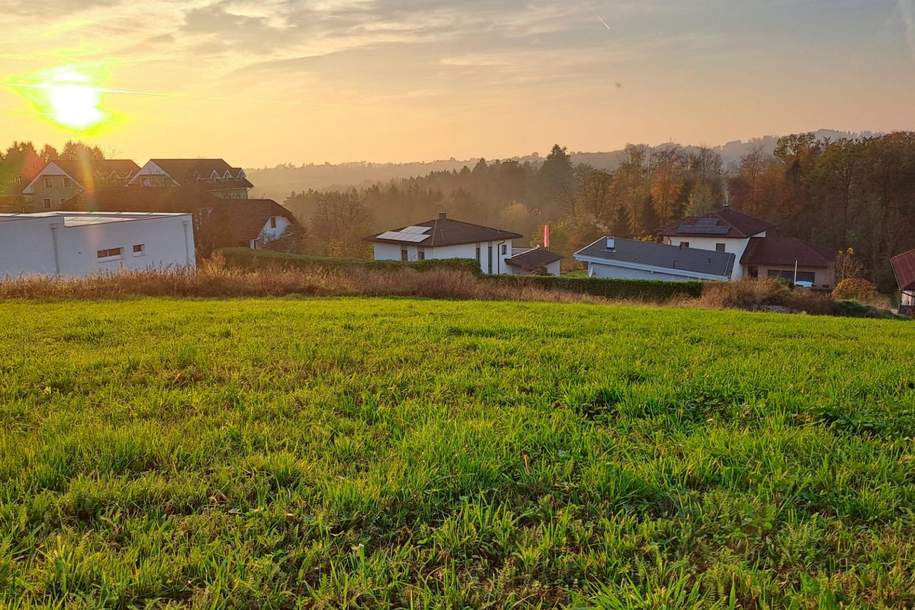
[505,246,562,276]
[366,213,523,275]
[574,236,735,282]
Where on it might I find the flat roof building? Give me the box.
[0,211,195,278]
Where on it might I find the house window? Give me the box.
[487,245,493,274]
[42,198,51,209]
[401,248,409,262]
[270,217,277,229]
[501,244,507,255]
[418,249,426,261]
[132,244,145,256]
[44,176,52,189]
[475,246,481,263]
[96,247,123,261]
[715,243,726,252]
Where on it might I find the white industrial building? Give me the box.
[0,211,196,278]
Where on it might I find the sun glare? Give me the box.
[14,65,110,132]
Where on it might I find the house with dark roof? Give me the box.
[65,186,298,256]
[740,237,835,288]
[21,159,140,212]
[366,213,522,274]
[891,248,915,315]
[575,236,735,282]
[129,159,253,200]
[505,247,563,276]
[660,207,772,280]
[660,207,835,287]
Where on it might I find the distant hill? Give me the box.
[247,130,878,200]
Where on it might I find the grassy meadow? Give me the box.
[1,297,914,608]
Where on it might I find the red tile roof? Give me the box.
[740,237,834,268]
[661,207,774,238]
[891,249,915,291]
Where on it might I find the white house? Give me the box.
[366,213,523,275]
[659,207,772,280]
[660,207,835,288]
[574,236,735,282]
[0,211,196,278]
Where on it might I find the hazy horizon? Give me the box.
[2,1,914,166]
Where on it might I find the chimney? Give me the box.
[438,212,447,220]
[543,224,551,248]
[606,236,615,251]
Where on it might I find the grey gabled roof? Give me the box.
[505,247,562,271]
[575,236,735,278]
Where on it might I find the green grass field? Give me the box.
[2,298,914,608]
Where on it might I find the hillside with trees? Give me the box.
[284,134,915,289]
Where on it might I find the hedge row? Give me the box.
[491,274,703,301]
[220,248,481,274]
[222,248,702,303]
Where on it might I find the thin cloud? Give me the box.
[900,0,915,64]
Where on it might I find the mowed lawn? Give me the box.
[2,298,914,609]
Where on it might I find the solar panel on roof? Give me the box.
[376,231,430,242]
[400,225,431,234]
[677,224,730,235]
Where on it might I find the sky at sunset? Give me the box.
[1,0,914,166]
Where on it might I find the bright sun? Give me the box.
[43,67,106,131]
[11,65,111,132]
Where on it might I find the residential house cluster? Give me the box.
[368,206,838,289]
[0,156,300,278]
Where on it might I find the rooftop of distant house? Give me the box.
[366,213,522,247]
[575,236,736,278]
[661,206,774,238]
[891,248,915,291]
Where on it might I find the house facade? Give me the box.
[575,236,735,282]
[660,207,835,288]
[367,213,522,275]
[0,211,195,278]
[21,159,139,211]
[63,188,298,256]
[129,159,252,199]
[660,207,771,280]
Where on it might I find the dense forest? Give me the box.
[286,134,915,290]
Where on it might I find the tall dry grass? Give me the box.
[699,278,837,315]
[0,263,605,304]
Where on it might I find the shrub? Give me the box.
[832,277,879,302]
[700,279,836,315]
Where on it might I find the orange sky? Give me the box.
[2,0,914,166]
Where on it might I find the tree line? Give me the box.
[285,135,915,289]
